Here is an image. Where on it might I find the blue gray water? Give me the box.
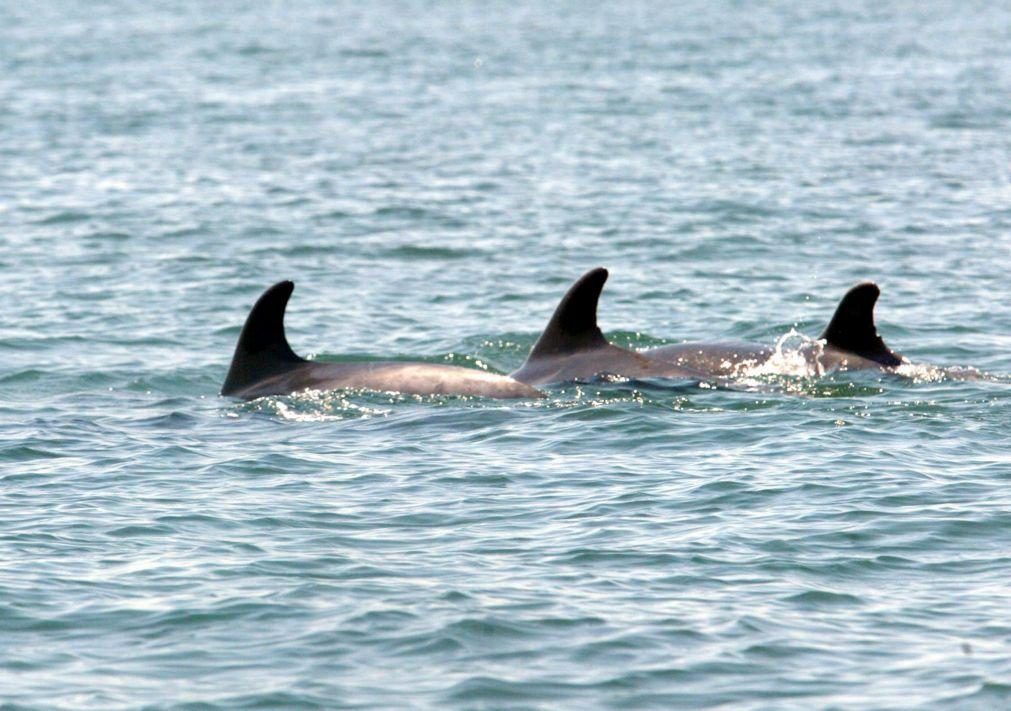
[2,1,1011,708]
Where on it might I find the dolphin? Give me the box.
[509,268,706,386]
[645,282,904,376]
[222,281,544,400]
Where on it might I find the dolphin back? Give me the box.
[222,281,306,396]
[820,282,902,366]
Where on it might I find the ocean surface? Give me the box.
[2,1,1010,708]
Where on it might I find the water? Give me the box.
[2,1,1011,708]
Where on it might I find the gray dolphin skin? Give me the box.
[645,282,904,376]
[222,281,544,400]
[509,268,705,386]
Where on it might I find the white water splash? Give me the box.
[895,362,987,383]
[271,390,394,421]
[736,329,824,378]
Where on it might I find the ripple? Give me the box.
[784,590,864,607]
[34,210,91,225]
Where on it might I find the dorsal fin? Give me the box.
[527,268,610,359]
[820,282,902,366]
[221,281,306,396]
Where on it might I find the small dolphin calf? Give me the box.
[510,268,705,386]
[645,282,904,376]
[222,281,543,400]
